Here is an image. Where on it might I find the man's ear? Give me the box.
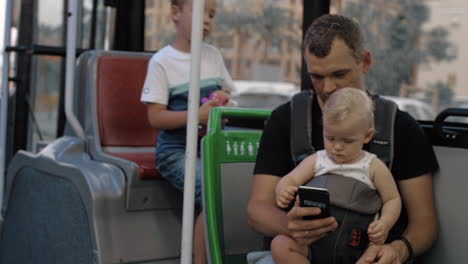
[361,50,372,74]
[364,127,374,144]
[171,5,180,23]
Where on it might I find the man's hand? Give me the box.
[357,243,403,264]
[286,198,338,246]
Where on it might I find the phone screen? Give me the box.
[298,186,330,220]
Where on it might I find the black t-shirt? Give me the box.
[254,95,439,236]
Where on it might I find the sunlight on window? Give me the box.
[332,0,468,121]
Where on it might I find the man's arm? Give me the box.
[358,173,437,263]
[247,174,289,237]
[393,173,437,260]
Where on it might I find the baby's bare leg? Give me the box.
[271,234,310,264]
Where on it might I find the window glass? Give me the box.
[28,0,109,150]
[144,0,303,110]
[80,0,109,49]
[31,0,65,150]
[37,0,64,46]
[332,0,467,121]
[30,56,63,148]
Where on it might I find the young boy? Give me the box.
[140,0,234,263]
[271,88,402,264]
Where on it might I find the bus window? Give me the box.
[18,0,111,152]
[144,0,303,110]
[331,0,468,121]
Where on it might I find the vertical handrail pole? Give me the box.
[0,0,14,220]
[65,0,85,139]
[181,0,205,263]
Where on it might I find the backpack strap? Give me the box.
[290,90,315,166]
[368,95,398,170]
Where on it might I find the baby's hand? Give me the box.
[275,183,298,209]
[368,220,389,245]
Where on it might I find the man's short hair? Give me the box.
[304,14,364,62]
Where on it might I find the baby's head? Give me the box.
[322,88,375,163]
[323,87,374,130]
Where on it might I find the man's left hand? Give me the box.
[356,243,402,264]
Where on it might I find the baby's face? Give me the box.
[323,117,373,164]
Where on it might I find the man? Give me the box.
[247,14,438,264]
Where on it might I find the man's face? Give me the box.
[305,38,371,108]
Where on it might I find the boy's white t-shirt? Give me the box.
[140,43,234,153]
[140,43,234,107]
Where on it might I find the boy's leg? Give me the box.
[194,157,207,264]
[156,152,207,263]
[271,235,310,264]
[194,213,207,264]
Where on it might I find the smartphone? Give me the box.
[298,186,330,220]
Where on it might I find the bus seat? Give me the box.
[110,152,158,180]
[0,50,184,263]
[74,50,181,211]
[202,107,271,264]
[95,55,160,180]
[1,137,182,264]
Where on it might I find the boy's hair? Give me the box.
[171,0,186,6]
[304,14,364,62]
[322,88,374,130]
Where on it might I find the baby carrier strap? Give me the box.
[368,95,397,169]
[290,91,397,170]
[290,90,315,166]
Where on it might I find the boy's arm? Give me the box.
[146,100,218,129]
[371,158,402,231]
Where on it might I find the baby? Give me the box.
[271,88,402,264]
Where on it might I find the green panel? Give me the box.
[217,131,261,163]
[203,107,271,264]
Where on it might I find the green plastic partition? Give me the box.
[202,107,271,264]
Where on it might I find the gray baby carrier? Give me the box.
[290,90,397,264]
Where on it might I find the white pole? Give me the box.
[65,0,85,139]
[0,0,13,221]
[180,0,205,263]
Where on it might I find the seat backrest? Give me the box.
[97,55,157,147]
[422,145,468,263]
[83,51,161,180]
[202,107,271,264]
[96,53,160,180]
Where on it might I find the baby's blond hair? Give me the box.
[322,88,374,131]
